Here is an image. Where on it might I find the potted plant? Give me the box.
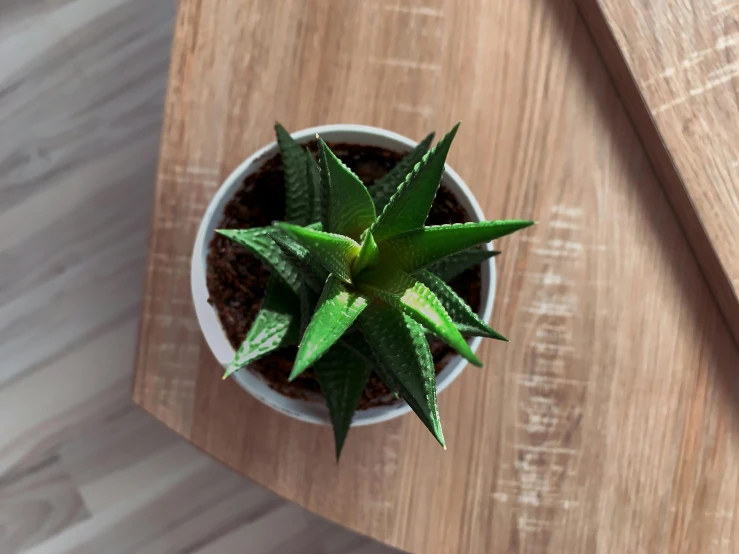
[192,123,533,457]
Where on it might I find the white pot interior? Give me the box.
[191,125,496,427]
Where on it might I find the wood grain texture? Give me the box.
[0,456,88,553]
[132,0,739,552]
[0,0,398,552]
[576,0,739,341]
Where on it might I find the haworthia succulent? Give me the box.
[380,220,534,273]
[290,276,369,380]
[314,341,372,459]
[357,268,481,366]
[370,132,434,212]
[317,137,377,241]
[217,123,534,457]
[415,269,507,341]
[428,247,500,282]
[371,124,459,242]
[223,277,301,379]
[358,302,445,447]
[275,123,313,226]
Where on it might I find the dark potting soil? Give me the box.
[206,142,483,409]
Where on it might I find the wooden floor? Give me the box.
[0,1,398,552]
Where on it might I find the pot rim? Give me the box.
[191,123,496,426]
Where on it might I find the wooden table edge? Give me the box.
[574,0,739,345]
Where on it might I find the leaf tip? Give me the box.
[288,359,307,382]
[485,326,509,342]
[457,340,483,367]
[442,122,461,143]
[316,135,331,153]
[215,229,238,241]
[316,135,330,156]
[436,428,446,449]
[274,122,291,140]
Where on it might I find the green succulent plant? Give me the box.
[217,122,533,458]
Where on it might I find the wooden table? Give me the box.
[577,0,739,344]
[133,0,739,552]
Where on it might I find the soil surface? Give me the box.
[206,142,482,408]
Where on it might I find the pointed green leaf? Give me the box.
[358,269,481,366]
[381,220,535,273]
[217,228,302,293]
[352,230,379,275]
[271,231,328,292]
[370,133,434,212]
[358,303,445,447]
[275,222,360,284]
[337,329,402,392]
[223,277,301,379]
[415,270,507,341]
[299,281,320,334]
[275,123,312,225]
[371,124,459,242]
[314,341,372,459]
[305,149,322,224]
[428,248,500,282]
[317,137,377,240]
[290,276,369,380]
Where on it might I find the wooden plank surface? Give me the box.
[576,0,739,341]
[0,0,397,552]
[133,0,739,552]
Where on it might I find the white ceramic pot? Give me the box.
[191,124,496,426]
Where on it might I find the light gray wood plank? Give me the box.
[0,455,89,553]
[0,0,172,388]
